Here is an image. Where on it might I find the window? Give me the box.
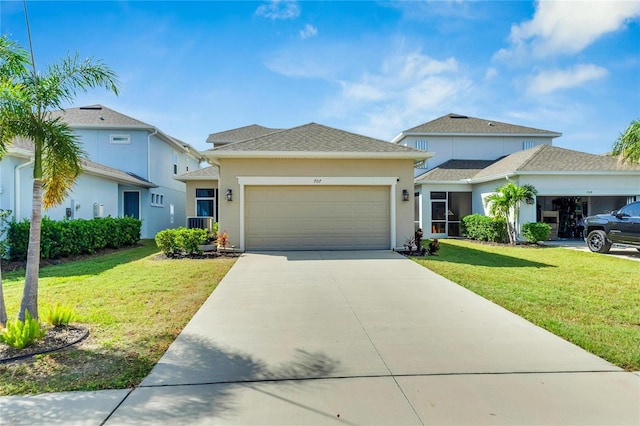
[416,140,428,151]
[151,192,164,207]
[110,134,131,144]
[195,188,217,219]
[523,141,535,150]
[172,151,178,175]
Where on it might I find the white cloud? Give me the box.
[497,1,640,60]
[299,24,318,39]
[255,1,300,20]
[485,67,497,80]
[527,64,609,95]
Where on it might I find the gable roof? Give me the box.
[206,124,282,144]
[205,122,431,162]
[415,159,498,183]
[417,145,640,184]
[7,137,157,188]
[394,113,561,142]
[174,166,219,182]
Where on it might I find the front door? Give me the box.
[123,191,140,219]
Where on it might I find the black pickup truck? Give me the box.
[583,201,640,253]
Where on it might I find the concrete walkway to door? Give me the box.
[2,251,639,425]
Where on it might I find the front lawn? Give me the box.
[0,240,236,395]
[412,239,640,371]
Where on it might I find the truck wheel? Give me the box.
[586,230,612,253]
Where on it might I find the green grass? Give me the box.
[412,240,640,371]
[0,240,236,395]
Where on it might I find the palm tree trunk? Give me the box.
[0,269,7,326]
[18,178,42,321]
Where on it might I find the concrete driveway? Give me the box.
[3,251,639,425]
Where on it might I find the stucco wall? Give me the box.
[184,180,219,219]
[217,158,416,250]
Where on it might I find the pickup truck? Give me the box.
[583,201,640,253]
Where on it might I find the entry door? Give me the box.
[123,191,140,219]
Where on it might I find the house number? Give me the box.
[314,179,322,184]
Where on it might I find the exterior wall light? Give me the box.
[402,189,410,202]
[225,189,233,202]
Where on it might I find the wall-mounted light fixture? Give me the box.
[402,189,410,202]
[225,189,233,202]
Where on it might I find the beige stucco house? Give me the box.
[200,123,430,251]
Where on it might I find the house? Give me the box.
[202,122,430,251]
[0,105,204,239]
[394,114,640,240]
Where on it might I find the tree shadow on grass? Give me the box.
[413,244,554,268]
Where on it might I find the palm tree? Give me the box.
[612,118,640,164]
[0,35,119,320]
[484,182,538,245]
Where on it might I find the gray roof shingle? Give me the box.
[49,105,152,128]
[416,159,498,182]
[403,113,561,136]
[209,123,426,154]
[206,125,282,143]
[175,166,219,182]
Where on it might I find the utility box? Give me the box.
[93,203,104,218]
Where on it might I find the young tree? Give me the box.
[0,35,119,320]
[0,210,11,326]
[484,182,537,245]
[612,118,640,164]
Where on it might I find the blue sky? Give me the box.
[1,1,639,155]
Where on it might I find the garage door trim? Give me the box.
[237,176,398,251]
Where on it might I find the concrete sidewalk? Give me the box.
[2,251,639,425]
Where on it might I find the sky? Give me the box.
[1,0,639,155]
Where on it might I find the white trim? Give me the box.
[236,176,398,251]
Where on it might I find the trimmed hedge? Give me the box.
[461,214,508,243]
[521,222,552,243]
[6,216,141,261]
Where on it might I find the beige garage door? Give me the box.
[245,185,390,250]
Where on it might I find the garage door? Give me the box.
[245,185,390,250]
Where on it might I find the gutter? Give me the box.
[147,128,158,182]
[14,158,34,219]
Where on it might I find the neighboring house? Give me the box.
[394,114,640,240]
[203,122,430,251]
[0,105,203,239]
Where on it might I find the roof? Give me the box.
[206,124,282,144]
[49,105,152,129]
[205,123,431,162]
[6,137,157,188]
[417,145,640,184]
[394,113,562,142]
[415,159,498,182]
[174,166,219,182]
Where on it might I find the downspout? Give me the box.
[147,128,158,181]
[15,159,35,219]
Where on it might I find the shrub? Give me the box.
[0,310,47,349]
[45,303,76,326]
[6,216,141,261]
[155,227,208,256]
[461,214,508,243]
[521,222,552,243]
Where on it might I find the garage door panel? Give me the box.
[245,186,390,250]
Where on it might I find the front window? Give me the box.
[195,188,216,219]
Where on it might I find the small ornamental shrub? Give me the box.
[0,310,47,349]
[155,228,208,256]
[521,222,552,243]
[45,303,76,327]
[461,214,508,243]
[427,239,440,255]
[217,230,229,249]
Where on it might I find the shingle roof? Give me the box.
[210,122,426,154]
[7,137,157,188]
[474,144,640,180]
[206,125,282,144]
[174,166,219,182]
[415,159,498,182]
[402,113,561,136]
[49,105,152,128]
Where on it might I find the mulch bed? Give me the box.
[0,324,89,364]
